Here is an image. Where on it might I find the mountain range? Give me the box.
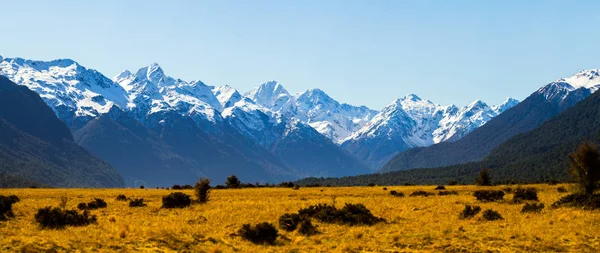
[0,55,524,186]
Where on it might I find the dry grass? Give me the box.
[0,184,599,252]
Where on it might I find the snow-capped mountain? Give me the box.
[212,85,242,108]
[0,57,130,129]
[380,69,598,173]
[342,95,518,169]
[245,82,378,143]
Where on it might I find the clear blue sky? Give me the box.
[3,0,600,109]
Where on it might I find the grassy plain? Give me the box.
[0,184,599,252]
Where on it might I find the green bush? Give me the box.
[298,219,318,236]
[0,195,19,221]
[298,203,384,226]
[409,191,435,197]
[474,190,505,202]
[194,178,211,204]
[34,207,97,229]
[438,191,458,196]
[434,185,446,190]
[459,205,481,219]
[513,187,538,201]
[239,222,279,245]
[390,190,404,197]
[552,193,600,209]
[557,186,568,193]
[129,198,146,207]
[77,198,107,210]
[161,192,192,208]
[278,213,302,231]
[116,194,128,201]
[521,203,544,213]
[482,209,503,221]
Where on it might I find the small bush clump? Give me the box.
[298,203,384,226]
[278,213,302,231]
[409,191,435,197]
[298,219,318,236]
[473,190,505,202]
[161,192,192,208]
[513,187,538,201]
[552,193,600,209]
[390,190,404,197]
[129,198,146,207]
[521,203,544,213]
[194,178,211,204]
[239,222,279,245]
[557,186,568,193]
[34,207,97,229]
[459,205,481,219]
[77,198,107,210]
[503,187,513,194]
[481,209,503,221]
[438,191,458,196]
[116,194,128,201]
[0,195,19,220]
[434,185,446,190]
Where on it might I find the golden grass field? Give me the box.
[1,184,599,253]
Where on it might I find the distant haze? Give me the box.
[3,0,600,109]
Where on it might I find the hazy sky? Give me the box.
[3,0,600,109]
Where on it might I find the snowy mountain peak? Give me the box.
[493,97,519,113]
[245,81,291,110]
[212,85,242,108]
[556,69,600,89]
[466,99,488,110]
[402,94,422,101]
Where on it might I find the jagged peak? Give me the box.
[113,69,132,81]
[402,94,422,101]
[464,99,489,111]
[5,57,81,71]
[556,69,600,89]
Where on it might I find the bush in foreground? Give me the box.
[298,203,384,226]
[0,195,19,220]
[482,209,503,221]
[35,207,97,229]
[77,198,107,210]
[513,187,538,201]
[552,193,600,209]
[239,222,279,245]
[298,219,318,236]
[278,213,302,231]
[194,178,211,204]
[568,141,600,195]
[116,194,128,201]
[390,190,404,197]
[434,185,446,190]
[161,192,192,208]
[521,203,544,213]
[557,186,568,193]
[476,168,492,186]
[129,198,146,207]
[459,205,481,219]
[474,190,505,202]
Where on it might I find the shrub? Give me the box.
[239,222,279,245]
[557,186,568,193]
[409,191,435,197]
[434,185,446,190]
[298,219,318,236]
[552,193,600,209]
[568,141,600,195]
[298,203,384,226]
[34,207,97,229]
[367,183,376,187]
[129,198,146,207]
[116,194,128,201]
[438,191,458,196]
[390,190,404,197]
[476,168,492,186]
[448,180,458,186]
[481,209,503,221]
[171,184,183,190]
[383,187,388,191]
[0,195,19,220]
[182,184,194,189]
[77,198,107,210]
[548,179,560,185]
[521,203,544,213]
[139,185,145,189]
[293,185,300,190]
[226,175,242,189]
[161,192,192,208]
[278,213,302,231]
[513,187,538,201]
[459,205,481,219]
[473,190,505,202]
[503,187,513,193]
[194,178,211,204]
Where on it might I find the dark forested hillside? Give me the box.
[0,76,124,187]
[380,84,591,173]
[297,89,600,186]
